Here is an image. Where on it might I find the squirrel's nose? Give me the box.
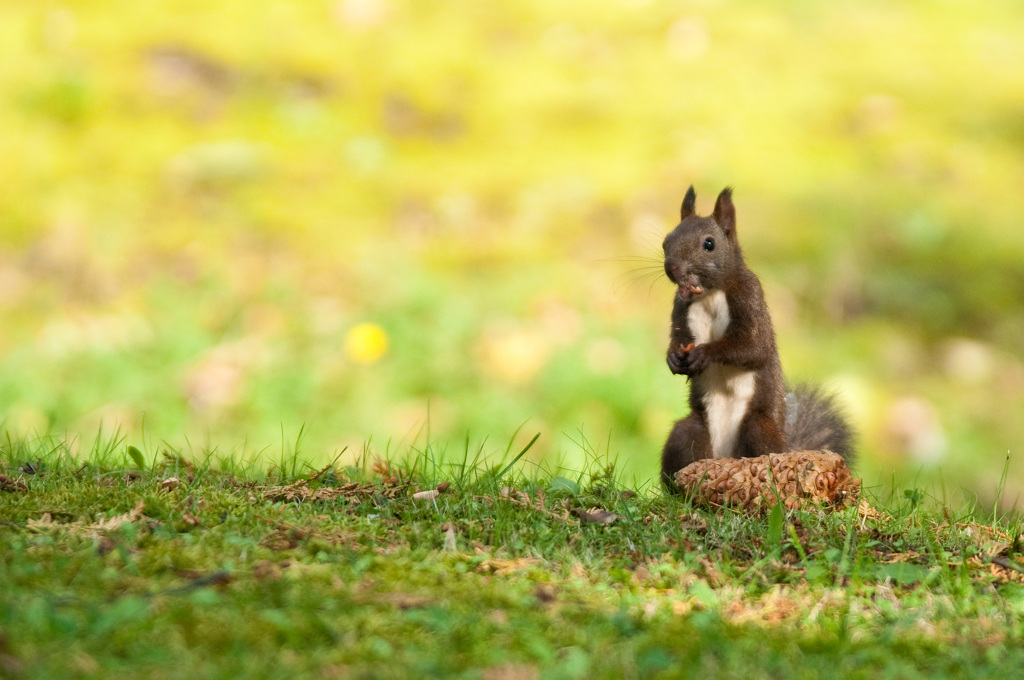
[673,265,693,282]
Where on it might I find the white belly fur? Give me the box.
[687,290,757,458]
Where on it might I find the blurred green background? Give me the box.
[2,0,1023,504]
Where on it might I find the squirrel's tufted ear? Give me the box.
[680,186,697,220]
[713,187,736,239]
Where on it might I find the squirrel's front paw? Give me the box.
[686,345,711,373]
[667,350,688,375]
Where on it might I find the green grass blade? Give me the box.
[494,432,540,481]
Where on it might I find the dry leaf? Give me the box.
[413,489,440,501]
[571,507,621,525]
[253,559,283,581]
[494,487,570,521]
[0,474,27,492]
[26,501,148,539]
[91,501,148,532]
[260,526,310,551]
[476,557,541,576]
[259,479,408,503]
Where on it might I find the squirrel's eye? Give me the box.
[703,237,715,252]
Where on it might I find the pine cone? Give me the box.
[672,450,860,512]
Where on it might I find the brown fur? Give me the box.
[660,187,851,488]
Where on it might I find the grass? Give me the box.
[5,5,1024,674]
[3,434,1024,679]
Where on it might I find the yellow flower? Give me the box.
[345,322,389,364]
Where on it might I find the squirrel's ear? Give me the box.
[680,186,697,220]
[713,187,736,239]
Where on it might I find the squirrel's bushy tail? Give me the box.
[784,383,855,463]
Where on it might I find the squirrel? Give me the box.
[660,185,854,488]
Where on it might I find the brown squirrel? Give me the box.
[660,186,853,487]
